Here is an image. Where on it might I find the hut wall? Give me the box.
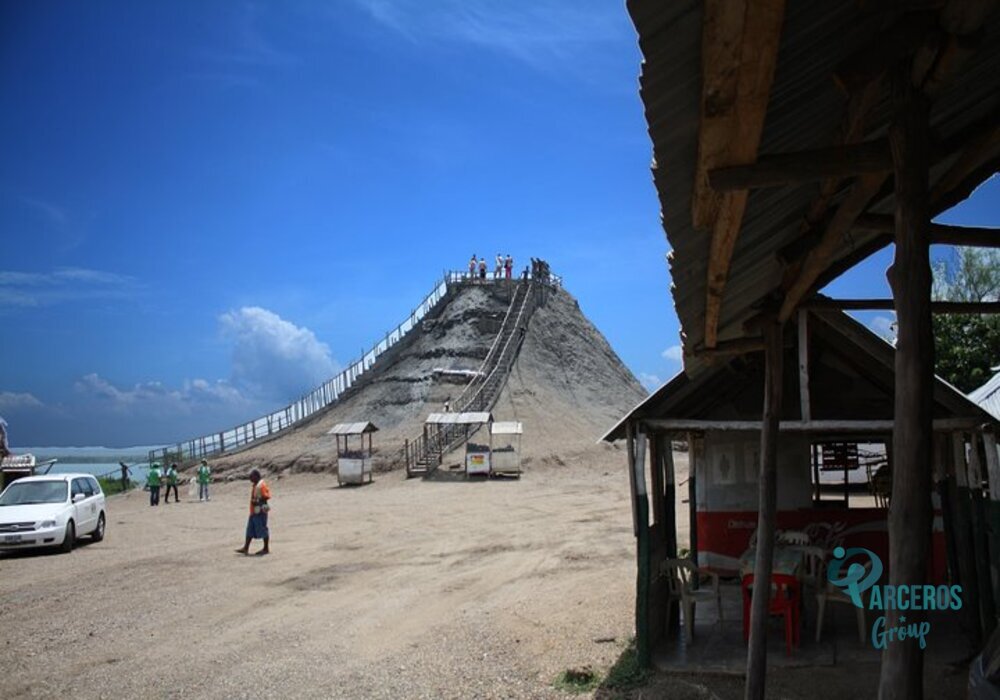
[692,430,948,581]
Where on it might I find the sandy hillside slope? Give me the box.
[210,282,645,476]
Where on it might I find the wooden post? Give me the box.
[969,433,997,636]
[878,71,933,700]
[949,433,983,650]
[934,434,961,593]
[745,318,784,700]
[663,435,680,633]
[633,430,651,668]
[688,433,701,564]
[797,309,810,421]
[983,431,1000,621]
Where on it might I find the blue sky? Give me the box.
[1,2,997,447]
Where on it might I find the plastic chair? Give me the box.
[777,530,810,545]
[742,574,801,655]
[816,559,871,644]
[660,558,723,644]
[787,545,827,590]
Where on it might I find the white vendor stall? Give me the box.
[424,412,493,476]
[327,422,378,486]
[490,422,523,477]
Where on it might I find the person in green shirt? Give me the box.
[147,463,162,507]
[197,460,211,502]
[164,463,180,503]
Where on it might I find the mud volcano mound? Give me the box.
[212,282,645,475]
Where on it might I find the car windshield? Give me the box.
[0,481,68,506]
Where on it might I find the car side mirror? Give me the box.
[72,493,86,503]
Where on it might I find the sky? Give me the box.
[1,1,997,447]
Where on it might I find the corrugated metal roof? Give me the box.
[425,412,493,425]
[603,310,997,441]
[491,421,523,435]
[969,371,1000,421]
[327,422,379,436]
[628,0,1000,352]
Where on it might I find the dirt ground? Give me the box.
[0,452,966,699]
[0,456,642,699]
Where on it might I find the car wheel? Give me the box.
[60,520,75,553]
[91,512,106,542]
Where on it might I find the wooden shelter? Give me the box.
[423,412,494,476]
[624,0,1000,696]
[0,454,57,491]
[327,422,378,485]
[605,310,998,668]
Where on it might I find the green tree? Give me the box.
[932,247,1000,392]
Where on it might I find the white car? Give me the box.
[0,474,106,553]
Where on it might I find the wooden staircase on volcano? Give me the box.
[405,278,538,476]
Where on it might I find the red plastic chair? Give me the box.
[741,573,801,655]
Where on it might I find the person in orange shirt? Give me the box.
[236,469,271,556]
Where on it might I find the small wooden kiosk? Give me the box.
[0,454,57,491]
[327,422,378,485]
[423,412,493,476]
[490,421,523,477]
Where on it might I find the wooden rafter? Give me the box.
[697,0,786,348]
[802,298,1000,313]
[707,140,893,191]
[855,215,1000,247]
[779,171,888,322]
[778,5,998,325]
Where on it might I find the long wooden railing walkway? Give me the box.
[148,275,453,467]
[148,263,560,470]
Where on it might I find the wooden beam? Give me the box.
[855,214,1000,247]
[691,336,765,357]
[708,140,892,191]
[930,123,1000,208]
[779,172,889,322]
[801,298,1000,313]
[640,418,987,433]
[879,70,934,699]
[697,0,786,348]
[692,0,749,231]
[745,320,783,700]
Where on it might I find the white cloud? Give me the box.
[74,373,256,416]
[351,0,621,68]
[868,315,897,344]
[0,268,138,308]
[0,391,44,411]
[662,345,684,363]
[638,373,662,392]
[219,306,339,401]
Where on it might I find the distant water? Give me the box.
[46,462,151,483]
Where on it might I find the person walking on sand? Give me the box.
[197,459,211,502]
[147,462,162,506]
[494,253,503,280]
[468,254,477,280]
[119,461,131,493]
[164,463,180,503]
[505,254,513,280]
[236,469,271,556]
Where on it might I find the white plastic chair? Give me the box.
[815,560,871,644]
[660,558,723,643]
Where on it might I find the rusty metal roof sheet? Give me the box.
[628,0,1000,352]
